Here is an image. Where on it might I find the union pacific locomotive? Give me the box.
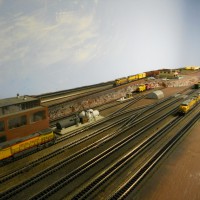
[0,95,55,164]
[178,93,200,114]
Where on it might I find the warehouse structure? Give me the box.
[147,90,164,99]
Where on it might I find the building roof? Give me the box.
[160,69,178,72]
[0,95,39,108]
[147,90,164,99]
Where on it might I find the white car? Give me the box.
[162,78,169,81]
[147,77,155,80]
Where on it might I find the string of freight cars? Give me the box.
[113,70,159,86]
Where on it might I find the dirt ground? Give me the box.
[131,98,200,200]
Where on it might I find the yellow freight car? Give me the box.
[137,84,146,92]
[127,75,137,82]
[136,72,146,79]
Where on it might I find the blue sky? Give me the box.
[0,0,200,98]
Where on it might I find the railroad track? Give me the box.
[27,102,179,199]
[48,86,194,123]
[0,88,193,171]
[0,95,166,183]
[110,106,200,199]
[0,95,146,168]
[49,94,146,127]
[0,94,185,200]
[72,115,183,200]
[70,103,200,199]
[0,88,196,199]
[0,95,149,177]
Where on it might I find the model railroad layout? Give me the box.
[0,68,200,200]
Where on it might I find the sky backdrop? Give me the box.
[0,0,200,98]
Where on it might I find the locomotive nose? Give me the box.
[181,106,188,113]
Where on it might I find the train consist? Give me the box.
[0,96,55,164]
[179,93,200,114]
[185,66,200,70]
[114,73,146,86]
[113,70,159,86]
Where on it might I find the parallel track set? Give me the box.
[0,87,199,200]
[110,111,200,199]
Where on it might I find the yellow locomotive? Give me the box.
[179,93,200,114]
[114,77,129,86]
[114,72,146,86]
[0,128,55,163]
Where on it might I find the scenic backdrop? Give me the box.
[0,0,200,98]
